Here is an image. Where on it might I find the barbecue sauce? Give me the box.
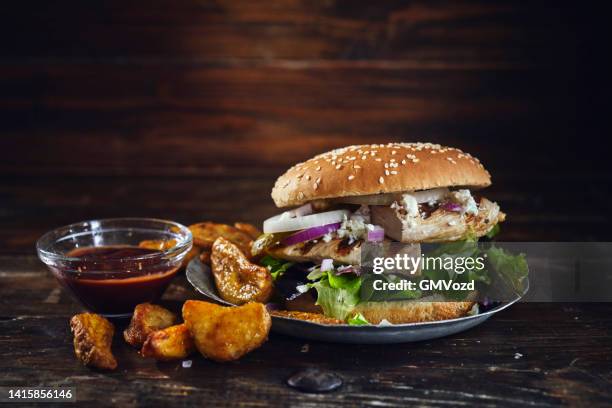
[51,246,179,315]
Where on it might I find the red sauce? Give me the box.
[51,246,179,315]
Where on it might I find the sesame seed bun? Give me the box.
[271,143,492,208]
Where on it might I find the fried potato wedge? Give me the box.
[211,237,273,304]
[139,239,200,268]
[124,303,177,348]
[138,239,177,251]
[70,313,117,370]
[233,222,262,240]
[141,324,195,361]
[270,310,343,325]
[189,222,252,254]
[183,301,271,362]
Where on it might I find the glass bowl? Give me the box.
[36,218,192,317]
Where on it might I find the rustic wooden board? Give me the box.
[1,256,611,406]
[0,63,576,175]
[0,1,575,65]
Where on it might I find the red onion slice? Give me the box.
[442,202,463,212]
[336,265,362,276]
[281,223,341,246]
[367,225,385,242]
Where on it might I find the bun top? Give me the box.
[271,142,492,208]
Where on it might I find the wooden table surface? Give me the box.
[1,254,611,407]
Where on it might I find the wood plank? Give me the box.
[0,63,579,176]
[1,256,611,406]
[0,1,574,66]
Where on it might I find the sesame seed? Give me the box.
[413,158,419,163]
[316,166,321,171]
[391,150,397,155]
[384,163,389,168]
[401,160,406,165]
[306,175,311,180]
[391,170,398,175]
[348,175,355,181]
[362,155,367,160]
[385,169,390,176]
[336,164,342,170]
[379,176,385,184]
[354,165,361,169]
[313,183,318,190]
[375,158,382,162]
[316,177,321,183]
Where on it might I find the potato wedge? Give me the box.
[139,239,200,268]
[233,222,262,240]
[138,239,177,251]
[141,324,195,361]
[124,303,177,348]
[211,237,273,304]
[70,313,117,370]
[188,222,252,254]
[183,300,271,362]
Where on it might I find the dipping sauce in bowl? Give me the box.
[37,218,192,317]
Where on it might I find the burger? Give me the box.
[254,142,516,325]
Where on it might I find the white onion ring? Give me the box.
[263,209,351,233]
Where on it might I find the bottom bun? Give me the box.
[354,300,475,324]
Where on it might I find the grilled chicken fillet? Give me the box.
[371,197,504,243]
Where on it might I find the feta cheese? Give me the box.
[400,194,419,217]
[336,206,375,241]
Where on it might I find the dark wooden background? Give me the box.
[0,1,609,251]
[1,2,611,406]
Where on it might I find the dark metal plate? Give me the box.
[186,258,526,344]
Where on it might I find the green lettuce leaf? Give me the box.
[308,270,362,320]
[260,255,294,280]
[485,224,501,239]
[421,239,488,300]
[485,246,528,293]
[311,278,361,320]
[347,312,370,326]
